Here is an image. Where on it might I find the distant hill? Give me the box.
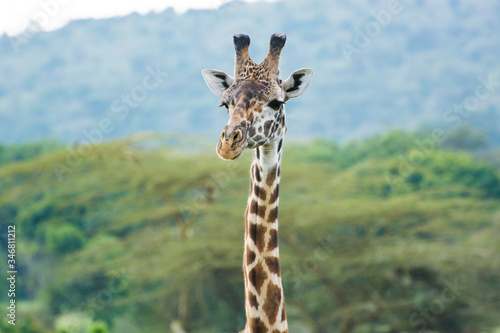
[0,0,499,145]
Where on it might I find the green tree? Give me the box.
[45,224,86,254]
[89,321,109,333]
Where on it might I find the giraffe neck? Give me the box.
[243,137,288,333]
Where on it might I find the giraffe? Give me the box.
[202,33,313,333]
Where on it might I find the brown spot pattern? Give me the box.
[269,184,279,205]
[254,185,267,201]
[250,198,267,219]
[249,126,256,138]
[257,205,267,219]
[253,134,264,142]
[267,229,278,251]
[265,257,281,276]
[264,120,273,136]
[249,318,268,333]
[267,206,278,223]
[250,200,259,215]
[249,223,268,253]
[247,111,255,122]
[263,282,282,325]
[249,292,259,309]
[266,165,277,187]
[255,163,261,180]
[248,261,268,295]
[247,248,256,265]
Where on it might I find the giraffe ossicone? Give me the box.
[202,33,313,333]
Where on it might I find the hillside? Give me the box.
[0,131,499,332]
[0,0,499,145]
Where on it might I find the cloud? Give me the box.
[0,0,238,36]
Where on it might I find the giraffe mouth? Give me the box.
[216,141,247,161]
[230,149,244,160]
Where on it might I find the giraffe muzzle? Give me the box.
[216,126,248,160]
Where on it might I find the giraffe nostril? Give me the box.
[232,130,242,143]
[221,131,226,140]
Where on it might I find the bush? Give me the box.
[89,321,109,333]
[45,224,86,254]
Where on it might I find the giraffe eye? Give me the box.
[268,99,284,111]
[219,102,229,110]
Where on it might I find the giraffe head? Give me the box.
[202,33,313,160]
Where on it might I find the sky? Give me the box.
[0,0,272,36]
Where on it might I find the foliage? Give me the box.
[89,321,110,333]
[0,132,499,332]
[441,126,488,151]
[0,139,60,166]
[45,224,87,254]
[0,313,50,333]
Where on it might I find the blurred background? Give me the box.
[0,0,499,332]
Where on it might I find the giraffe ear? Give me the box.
[201,69,234,97]
[283,68,313,100]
